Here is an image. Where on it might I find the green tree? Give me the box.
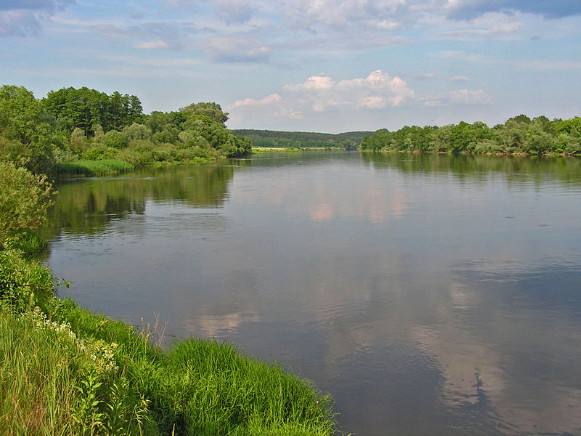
[0,85,55,174]
[123,123,152,141]
[180,102,229,124]
[0,162,54,250]
[103,130,128,149]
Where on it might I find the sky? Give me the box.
[1,0,580,133]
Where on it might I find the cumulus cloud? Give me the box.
[230,93,304,125]
[284,70,415,111]
[229,70,416,130]
[0,0,74,36]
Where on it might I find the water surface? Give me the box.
[45,152,581,435]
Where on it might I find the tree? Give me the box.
[103,130,128,149]
[180,102,229,125]
[0,162,54,250]
[0,85,55,174]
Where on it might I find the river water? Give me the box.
[44,152,581,435]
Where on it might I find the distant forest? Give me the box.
[361,115,581,156]
[232,129,371,151]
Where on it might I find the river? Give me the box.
[44,152,581,435]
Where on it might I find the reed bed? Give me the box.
[56,160,135,177]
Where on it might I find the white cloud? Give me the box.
[284,74,335,91]
[449,89,491,104]
[449,75,470,81]
[233,93,283,107]
[202,35,272,62]
[229,70,416,130]
[283,70,415,111]
[229,93,303,127]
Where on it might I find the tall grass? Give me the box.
[0,294,336,435]
[56,160,135,177]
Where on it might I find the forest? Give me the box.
[0,85,251,177]
[361,115,581,156]
[232,129,370,150]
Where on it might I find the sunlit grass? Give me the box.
[56,159,135,177]
[0,295,336,435]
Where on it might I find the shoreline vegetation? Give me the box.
[0,84,337,434]
[360,115,581,157]
[0,85,252,179]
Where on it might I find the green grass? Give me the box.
[0,249,337,435]
[0,299,336,435]
[56,159,135,177]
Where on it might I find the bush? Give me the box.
[0,250,54,311]
[0,162,54,249]
[103,130,128,149]
[83,145,116,161]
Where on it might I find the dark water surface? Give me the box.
[45,152,581,435]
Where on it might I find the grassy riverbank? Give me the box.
[0,296,335,435]
[0,162,337,434]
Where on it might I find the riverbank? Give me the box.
[0,293,336,435]
[252,146,343,153]
[0,162,337,435]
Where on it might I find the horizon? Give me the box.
[1,1,580,134]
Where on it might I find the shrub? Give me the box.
[0,162,54,249]
[0,250,54,311]
[103,130,128,149]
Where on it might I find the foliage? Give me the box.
[361,115,581,156]
[0,85,56,174]
[0,250,55,311]
[0,162,54,249]
[1,84,251,178]
[180,102,229,124]
[0,306,152,435]
[42,87,143,135]
[233,129,371,151]
[103,130,129,149]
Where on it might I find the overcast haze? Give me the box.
[1,0,580,133]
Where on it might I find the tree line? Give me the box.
[232,129,371,151]
[0,85,251,177]
[361,115,581,156]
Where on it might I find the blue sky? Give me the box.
[1,0,580,133]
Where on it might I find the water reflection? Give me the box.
[44,165,234,240]
[45,152,581,435]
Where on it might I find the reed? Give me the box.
[56,159,135,177]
